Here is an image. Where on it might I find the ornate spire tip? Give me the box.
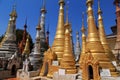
[76,31,79,35]
[59,0,65,5]
[86,0,93,6]
[41,0,47,13]
[98,0,102,14]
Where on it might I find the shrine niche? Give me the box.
[40,48,59,78]
[80,51,100,80]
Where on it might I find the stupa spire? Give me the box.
[98,0,115,61]
[64,1,74,54]
[46,25,50,46]
[82,12,84,27]
[75,31,81,61]
[79,12,86,64]
[0,4,17,47]
[41,0,46,13]
[39,0,48,55]
[80,29,86,53]
[19,18,28,54]
[22,35,30,55]
[59,0,65,6]
[7,4,17,38]
[36,17,41,40]
[60,28,76,74]
[52,0,65,61]
[81,12,86,54]
[40,0,47,42]
[98,0,101,12]
[64,1,70,27]
[23,18,27,41]
[65,1,69,24]
[34,19,41,58]
[29,17,42,70]
[86,0,104,52]
[34,20,41,54]
[9,3,17,20]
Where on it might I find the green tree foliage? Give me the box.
[16,29,23,43]
[16,29,33,52]
[0,29,33,51]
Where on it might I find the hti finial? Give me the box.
[76,31,79,41]
[82,12,84,26]
[38,16,41,25]
[86,0,93,6]
[47,24,50,34]
[41,0,46,13]
[27,26,30,34]
[81,12,86,33]
[98,0,100,9]
[25,17,27,24]
[36,16,41,30]
[98,0,102,14]
[10,2,17,18]
[42,0,46,9]
[24,17,27,28]
[13,0,16,11]
[59,0,65,6]
[76,31,79,35]
[66,1,69,24]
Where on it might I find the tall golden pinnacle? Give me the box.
[65,1,69,25]
[64,1,74,54]
[64,1,71,31]
[60,28,77,74]
[52,0,65,61]
[85,0,119,77]
[86,0,104,53]
[22,35,30,55]
[79,12,86,63]
[81,13,86,54]
[98,0,115,61]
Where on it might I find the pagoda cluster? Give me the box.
[0,0,120,80]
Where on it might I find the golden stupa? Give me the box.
[40,0,66,77]
[60,28,77,74]
[22,35,30,55]
[64,3,74,54]
[79,0,119,79]
[52,0,65,61]
[97,0,116,61]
